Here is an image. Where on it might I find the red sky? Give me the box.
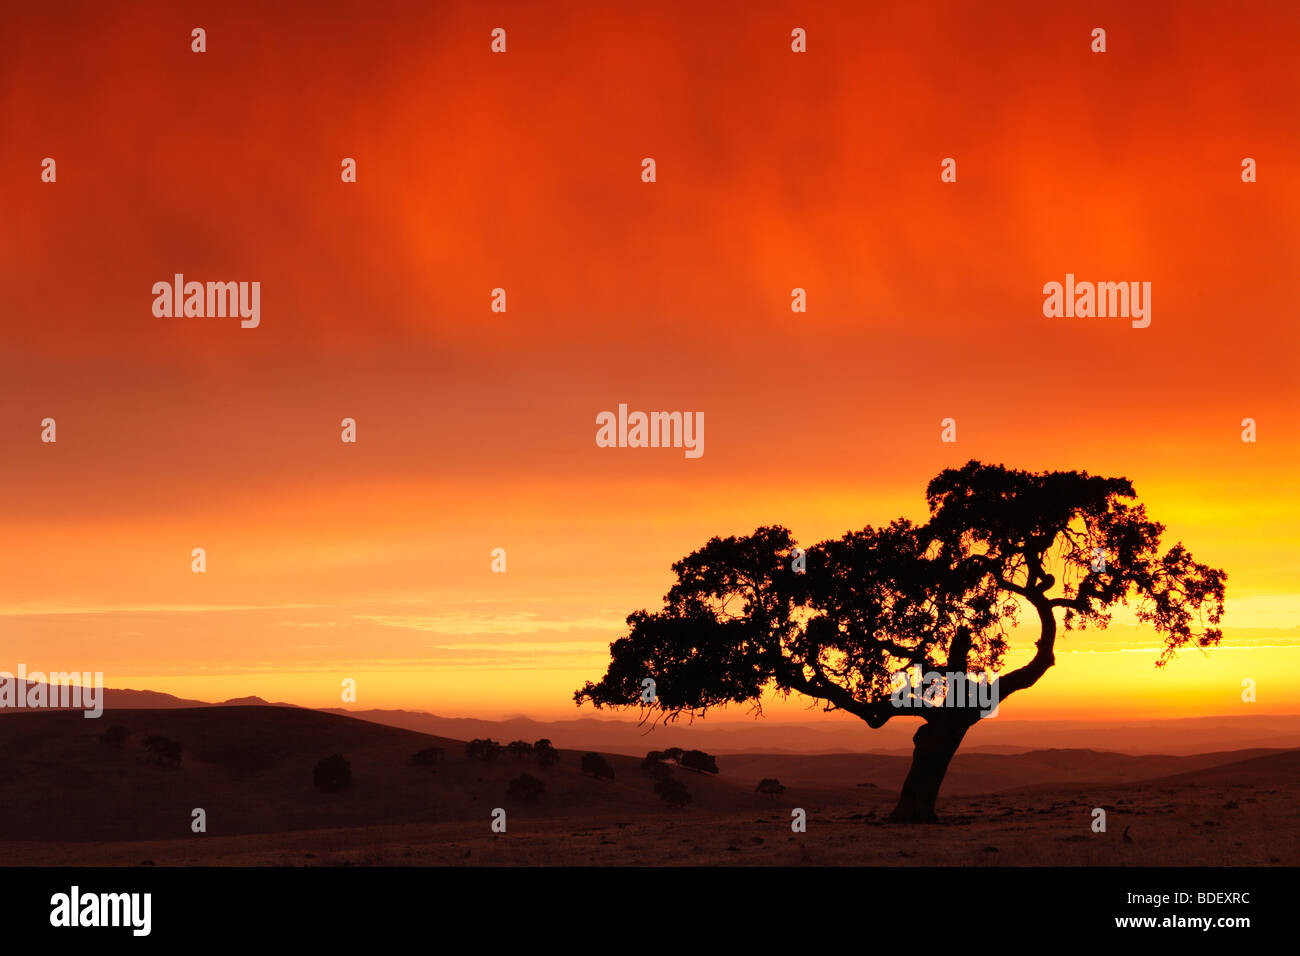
[1,1,1297,721]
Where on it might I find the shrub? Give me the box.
[314,753,352,792]
[757,778,786,797]
[411,745,445,767]
[655,776,691,808]
[507,773,545,802]
[100,725,130,748]
[581,752,615,781]
[143,735,182,769]
[466,738,503,761]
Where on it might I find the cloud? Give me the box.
[352,612,625,636]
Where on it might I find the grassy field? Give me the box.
[1,706,1294,865]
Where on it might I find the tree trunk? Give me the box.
[888,716,974,823]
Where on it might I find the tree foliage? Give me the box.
[576,461,1225,722]
[679,749,719,774]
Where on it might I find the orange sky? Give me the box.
[1,1,1297,722]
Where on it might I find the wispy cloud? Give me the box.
[0,603,321,617]
[352,612,625,635]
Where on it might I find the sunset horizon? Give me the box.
[1,1,1297,918]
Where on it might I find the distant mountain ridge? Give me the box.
[0,682,298,711]
[4,681,1299,755]
[318,708,1300,757]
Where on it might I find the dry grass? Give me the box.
[1,706,1294,866]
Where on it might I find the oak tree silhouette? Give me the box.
[533,739,560,768]
[575,461,1226,823]
[679,749,719,774]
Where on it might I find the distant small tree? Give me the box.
[143,735,182,769]
[507,740,534,758]
[581,752,615,781]
[655,776,691,808]
[314,753,352,792]
[534,739,560,768]
[466,738,503,761]
[411,745,445,767]
[100,725,130,748]
[640,750,665,772]
[680,749,719,774]
[757,778,786,797]
[507,773,545,802]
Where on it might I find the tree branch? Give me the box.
[780,660,907,729]
[997,599,1058,700]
